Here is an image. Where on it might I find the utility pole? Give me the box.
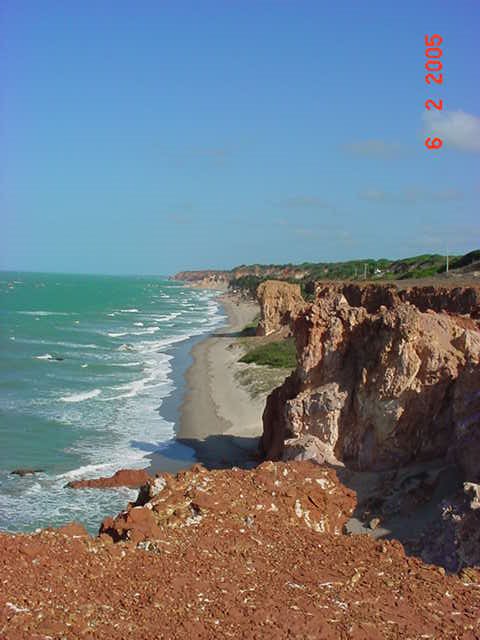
[364,263,367,280]
[446,248,449,274]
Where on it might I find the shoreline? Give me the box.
[148,292,262,472]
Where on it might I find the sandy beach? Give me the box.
[177,293,264,467]
[148,293,264,472]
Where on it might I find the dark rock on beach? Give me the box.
[11,469,45,477]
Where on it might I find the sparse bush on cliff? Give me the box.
[239,338,296,368]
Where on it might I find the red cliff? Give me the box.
[261,283,480,479]
[256,280,307,336]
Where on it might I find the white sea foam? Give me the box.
[108,331,128,338]
[1,283,226,534]
[19,338,100,350]
[151,312,181,322]
[35,353,62,361]
[59,461,124,482]
[110,361,142,367]
[133,322,144,327]
[118,343,136,352]
[60,389,101,403]
[18,311,74,317]
[131,327,159,335]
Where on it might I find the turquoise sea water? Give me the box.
[0,272,224,533]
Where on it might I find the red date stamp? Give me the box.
[424,34,443,149]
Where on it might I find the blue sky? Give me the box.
[2,1,479,275]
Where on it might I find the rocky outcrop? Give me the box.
[256,280,307,336]
[99,461,355,544]
[314,282,480,319]
[10,468,44,476]
[399,285,480,319]
[261,284,480,475]
[2,460,479,638]
[66,468,150,489]
[418,482,480,571]
[171,270,229,282]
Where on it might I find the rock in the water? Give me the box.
[11,469,44,477]
[66,468,150,489]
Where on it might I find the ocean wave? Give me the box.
[117,344,136,352]
[102,356,171,400]
[108,327,159,338]
[18,338,100,350]
[131,327,159,335]
[110,361,142,367]
[17,311,75,317]
[135,334,190,353]
[58,461,127,482]
[151,312,182,322]
[60,389,101,403]
[1,281,226,533]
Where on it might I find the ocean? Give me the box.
[0,272,225,533]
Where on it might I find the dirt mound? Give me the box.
[1,461,479,639]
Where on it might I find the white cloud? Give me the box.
[423,110,480,153]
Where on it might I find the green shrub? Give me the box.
[240,338,296,368]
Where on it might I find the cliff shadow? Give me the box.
[211,329,254,339]
[177,434,261,470]
[336,459,463,571]
[137,434,261,474]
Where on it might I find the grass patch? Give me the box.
[239,338,296,368]
[235,366,292,398]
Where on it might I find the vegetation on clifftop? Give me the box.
[226,250,480,297]
[239,338,297,368]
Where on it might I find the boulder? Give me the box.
[66,468,150,489]
[11,469,44,476]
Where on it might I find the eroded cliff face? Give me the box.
[171,271,230,289]
[261,284,480,478]
[256,280,307,336]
